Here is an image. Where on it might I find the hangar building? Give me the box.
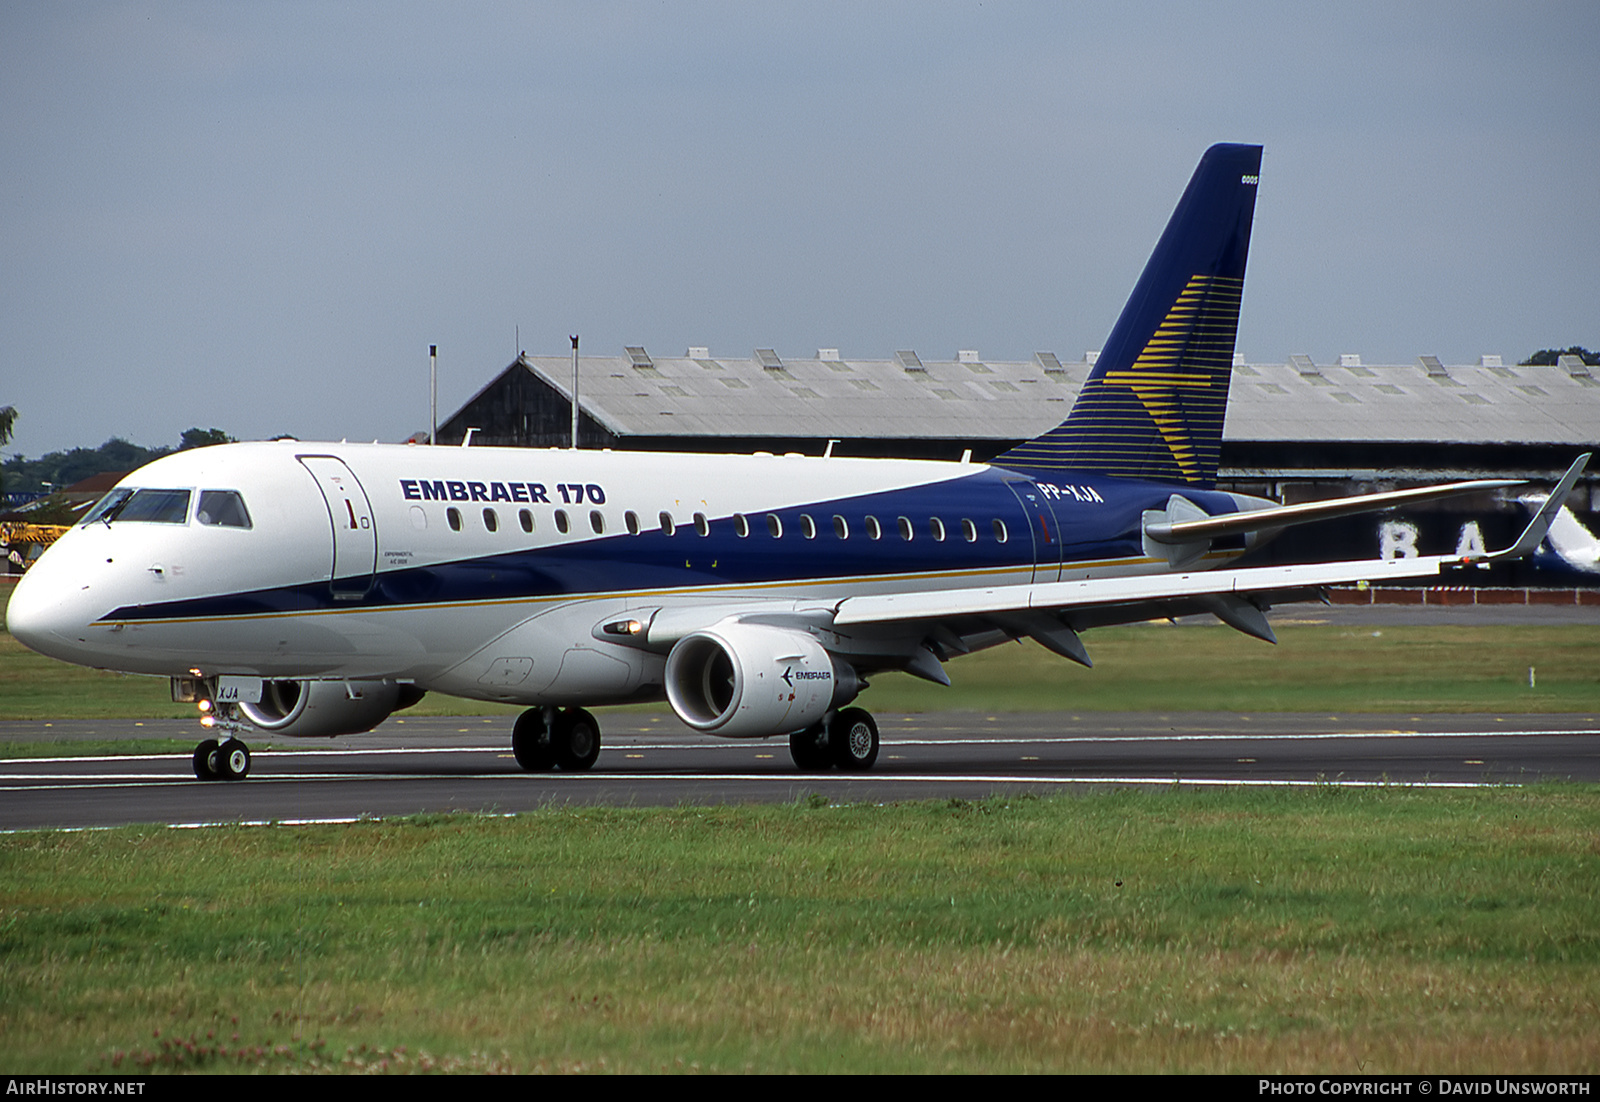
[438,347,1600,585]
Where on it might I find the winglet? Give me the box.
[1486,453,1590,563]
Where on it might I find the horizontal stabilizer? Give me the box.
[1144,479,1521,545]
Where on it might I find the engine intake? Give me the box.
[665,623,857,738]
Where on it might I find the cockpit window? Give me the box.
[83,488,191,525]
[118,488,192,523]
[197,490,252,529]
[81,488,133,525]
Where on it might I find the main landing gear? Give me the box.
[512,706,602,772]
[507,705,882,774]
[789,707,880,772]
[192,737,252,781]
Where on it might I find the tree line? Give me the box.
[1520,346,1597,367]
[2,423,235,496]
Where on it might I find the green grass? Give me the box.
[862,619,1600,714]
[2,787,1596,1073]
[5,576,1598,1072]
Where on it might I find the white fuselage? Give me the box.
[8,440,1253,707]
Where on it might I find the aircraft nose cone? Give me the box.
[5,560,83,662]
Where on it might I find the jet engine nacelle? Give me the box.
[665,623,857,738]
[238,679,424,739]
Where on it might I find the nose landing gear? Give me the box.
[192,736,251,780]
[189,697,252,780]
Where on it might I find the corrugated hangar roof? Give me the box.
[505,350,1600,446]
[511,349,1075,441]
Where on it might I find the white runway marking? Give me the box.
[0,768,1516,792]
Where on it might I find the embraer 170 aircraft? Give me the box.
[8,144,1587,781]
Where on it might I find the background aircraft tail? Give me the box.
[994,143,1262,487]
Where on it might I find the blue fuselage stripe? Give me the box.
[102,469,1243,623]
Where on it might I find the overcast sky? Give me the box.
[3,2,1596,458]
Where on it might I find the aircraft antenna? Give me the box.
[570,334,580,449]
[429,344,438,446]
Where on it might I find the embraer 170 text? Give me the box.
[8,144,1587,780]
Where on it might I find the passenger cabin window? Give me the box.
[766,513,782,538]
[961,518,978,543]
[864,516,881,540]
[447,507,462,532]
[833,515,848,539]
[694,513,710,537]
[928,517,946,542]
[992,518,1009,542]
[625,510,640,535]
[196,490,251,529]
[734,514,750,538]
[589,510,604,534]
[483,508,498,532]
[799,514,816,539]
[897,516,914,541]
[659,512,676,536]
[519,509,534,533]
[554,510,570,534]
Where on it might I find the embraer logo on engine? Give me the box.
[781,666,832,687]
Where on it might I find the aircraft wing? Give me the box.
[834,546,1459,656]
[836,551,1459,626]
[831,454,1590,666]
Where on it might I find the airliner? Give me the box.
[7,144,1586,781]
[1520,492,1600,578]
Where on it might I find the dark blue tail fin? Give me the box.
[993,143,1262,487]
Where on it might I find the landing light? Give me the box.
[602,619,645,637]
